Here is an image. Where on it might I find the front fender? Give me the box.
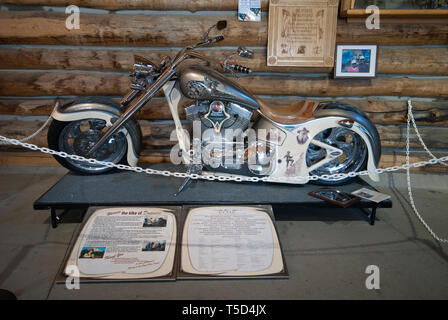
[51,99,141,167]
[313,102,381,181]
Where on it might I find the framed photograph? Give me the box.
[334,44,378,78]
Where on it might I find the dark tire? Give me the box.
[307,126,369,186]
[47,99,141,175]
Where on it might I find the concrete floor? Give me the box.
[0,165,447,299]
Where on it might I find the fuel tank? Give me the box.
[179,65,259,110]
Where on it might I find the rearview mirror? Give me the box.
[217,20,227,30]
[204,21,228,42]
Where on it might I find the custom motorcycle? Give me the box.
[48,21,381,186]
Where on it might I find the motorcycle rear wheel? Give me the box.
[306,126,368,185]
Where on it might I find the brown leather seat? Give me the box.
[256,98,318,125]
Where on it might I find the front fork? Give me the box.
[87,68,177,157]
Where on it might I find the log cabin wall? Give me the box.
[0,1,447,172]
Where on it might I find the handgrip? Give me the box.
[211,35,224,43]
[230,64,252,74]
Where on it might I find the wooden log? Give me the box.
[138,150,172,164]
[0,97,178,119]
[378,151,448,173]
[1,71,448,98]
[377,47,448,76]
[0,0,271,11]
[1,98,448,125]
[1,117,448,150]
[1,12,448,46]
[336,19,448,45]
[237,76,448,98]
[377,125,448,149]
[0,117,180,149]
[0,47,333,74]
[1,47,447,75]
[1,149,446,173]
[344,9,448,23]
[350,99,448,126]
[0,12,262,47]
[0,71,129,96]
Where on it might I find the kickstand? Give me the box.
[174,164,201,197]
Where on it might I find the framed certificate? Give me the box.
[267,0,339,67]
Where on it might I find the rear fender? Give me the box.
[313,102,381,181]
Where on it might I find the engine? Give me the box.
[185,100,253,171]
[185,100,252,133]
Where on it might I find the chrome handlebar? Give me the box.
[134,33,252,84]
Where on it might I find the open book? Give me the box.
[63,207,179,281]
[61,205,287,282]
[179,206,286,279]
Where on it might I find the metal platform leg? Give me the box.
[50,208,60,228]
[369,207,377,226]
[50,207,87,228]
[360,206,377,225]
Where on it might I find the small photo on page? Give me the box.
[79,247,106,259]
[142,240,166,252]
[142,215,167,227]
[351,188,391,203]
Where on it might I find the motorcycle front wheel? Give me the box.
[306,126,368,185]
[48,118,137,174]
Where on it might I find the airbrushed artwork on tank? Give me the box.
[296,127,309,144]
[283,151,305,176]
[185,76,219,99]
[180,66,259,109]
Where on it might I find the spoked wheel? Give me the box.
[306,127,368,185]
[48,118,128,174]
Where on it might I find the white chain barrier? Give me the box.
[406,101,448,243]
[0,100,447,241]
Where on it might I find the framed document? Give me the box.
[60,206,180,282]
[178,205,288,279]
[267,0,339,67]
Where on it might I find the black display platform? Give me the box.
[34,163,392,227]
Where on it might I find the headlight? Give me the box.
[133,63,156,78]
